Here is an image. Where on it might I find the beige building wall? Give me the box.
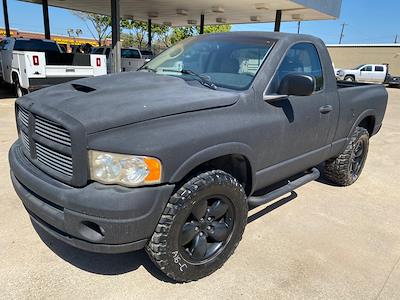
[327,45,400,75]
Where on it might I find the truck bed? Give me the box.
[337,80,382,89]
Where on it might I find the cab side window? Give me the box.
[361,66,372,72]
[271,43,324,93]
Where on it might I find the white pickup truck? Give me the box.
[335,64,389,83]
[92,46,148,73]
[0,38,107,97]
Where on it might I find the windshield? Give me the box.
[142,35,275,90]
[121,49,141,58]
[354,64,365,70]
[92,47,105,54]
[14,39,60,53]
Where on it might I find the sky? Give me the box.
[0,0,399,45]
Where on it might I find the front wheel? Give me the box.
[323,127,369,186]
[344,75,355,82]
[146,170,248,282]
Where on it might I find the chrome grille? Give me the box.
[18,106,29,127]
[35,116,71,147]
[36,143,73,176]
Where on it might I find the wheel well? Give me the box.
[179,154,253,196]
[358,116,375,136]
[11,71,19,83]
[344,74,355,79]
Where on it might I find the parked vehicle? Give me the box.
[140,49,154,60]
[0,38,107,97]
[92,46,148,73]
[387,75,400,87]
[9,32,387,282]
[335,64,389,83]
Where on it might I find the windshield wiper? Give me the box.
[140,66,157,73]
[162,69,217,90]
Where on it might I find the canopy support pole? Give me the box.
[2,0,10,37]
[200,14,205,34]
[42,0,51,39]
[274,10,282,32]
[111,0,121,73]
[147,19,152,50]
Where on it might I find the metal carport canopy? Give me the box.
[20,0,342,26]
[15,0,341,73]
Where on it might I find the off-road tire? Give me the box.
[146,170,248,282]
[323,127,369,186]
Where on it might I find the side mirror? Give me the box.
[277,74,315,97]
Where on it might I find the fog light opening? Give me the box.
[80,221,105,242]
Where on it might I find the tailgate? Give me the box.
[44,54,107,78]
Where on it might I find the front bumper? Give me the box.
[9,142,175,253]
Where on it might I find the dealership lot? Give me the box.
[0,86,399,299]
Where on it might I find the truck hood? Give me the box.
[23,72,239,133]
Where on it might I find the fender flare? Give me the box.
[347,109,376,139]
[170,142,256,191]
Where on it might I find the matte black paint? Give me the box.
[9,32,388,253]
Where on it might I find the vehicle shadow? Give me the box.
[247,191,298,224]
[31,220,176,283]
[30,191,299,282]
[0,82,15,99]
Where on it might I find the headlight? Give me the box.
[89,150,162,187]
[336,70,345,77]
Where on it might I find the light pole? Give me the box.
[339,23,348,44]
[67,28,83,51]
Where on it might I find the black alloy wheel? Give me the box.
[350,139,366,180]
[180,196,234,263]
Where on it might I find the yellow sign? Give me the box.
[53,37,97,46]
[0,30,14,36]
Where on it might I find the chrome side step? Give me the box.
[247,168,320,207]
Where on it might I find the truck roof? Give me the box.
[195,31,323,44]
[6,37,56,43]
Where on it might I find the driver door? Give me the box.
[255,43,338,188]
[359,65,373,82]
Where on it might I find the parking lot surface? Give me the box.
[0,86,399,299]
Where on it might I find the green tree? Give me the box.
[169,24,232,45]
[74,12,111,46]
[120,32,135,48]
[121,19,149,50]
[199,24,232,34]
[152,24,172,48]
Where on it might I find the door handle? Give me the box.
[320,105,333,114]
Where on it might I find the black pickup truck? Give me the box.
[9,32,387,282]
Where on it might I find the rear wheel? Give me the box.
[323,127,369,186]
[14,77,28,98]
[146,170,248,282]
